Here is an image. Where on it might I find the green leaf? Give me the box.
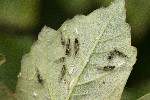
[16,0,137,99]
[138,93,150,100]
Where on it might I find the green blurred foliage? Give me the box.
[122,79,150,100]
[58,0,92,15]
[0,33,33,91]
[126,0,150,45]
[0,0,39,30]
[0,54,5,65]
[0,79,16,100]
[138,93,150,100]
[0,0,150,99]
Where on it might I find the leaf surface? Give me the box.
[16,0,137,100]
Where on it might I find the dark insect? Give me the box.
[68,39,70,46]
[103,65,115,71]
[107,51,114,60]
[74,38,79,55]
[103,81,105,84]
[36,70,43,83]
[61,35,65,45]
[61,65,66,80]
[114,49,127,57]
[60,57,65,62]
[54,57,65,63]
[107,55,113,60]
[66,49,70,55]
[66,39,71,55]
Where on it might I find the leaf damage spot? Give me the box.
[17,72,22,78]
[33,92,38,97]
[70,79,75,89]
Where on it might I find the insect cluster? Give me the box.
[61,37,79,56]
[97,49,127,71]
[97,65,115,71]
[103,65,115,71]
[59,30,80,80]
[107,49,127,60]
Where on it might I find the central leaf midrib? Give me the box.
[66,5,118,100]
